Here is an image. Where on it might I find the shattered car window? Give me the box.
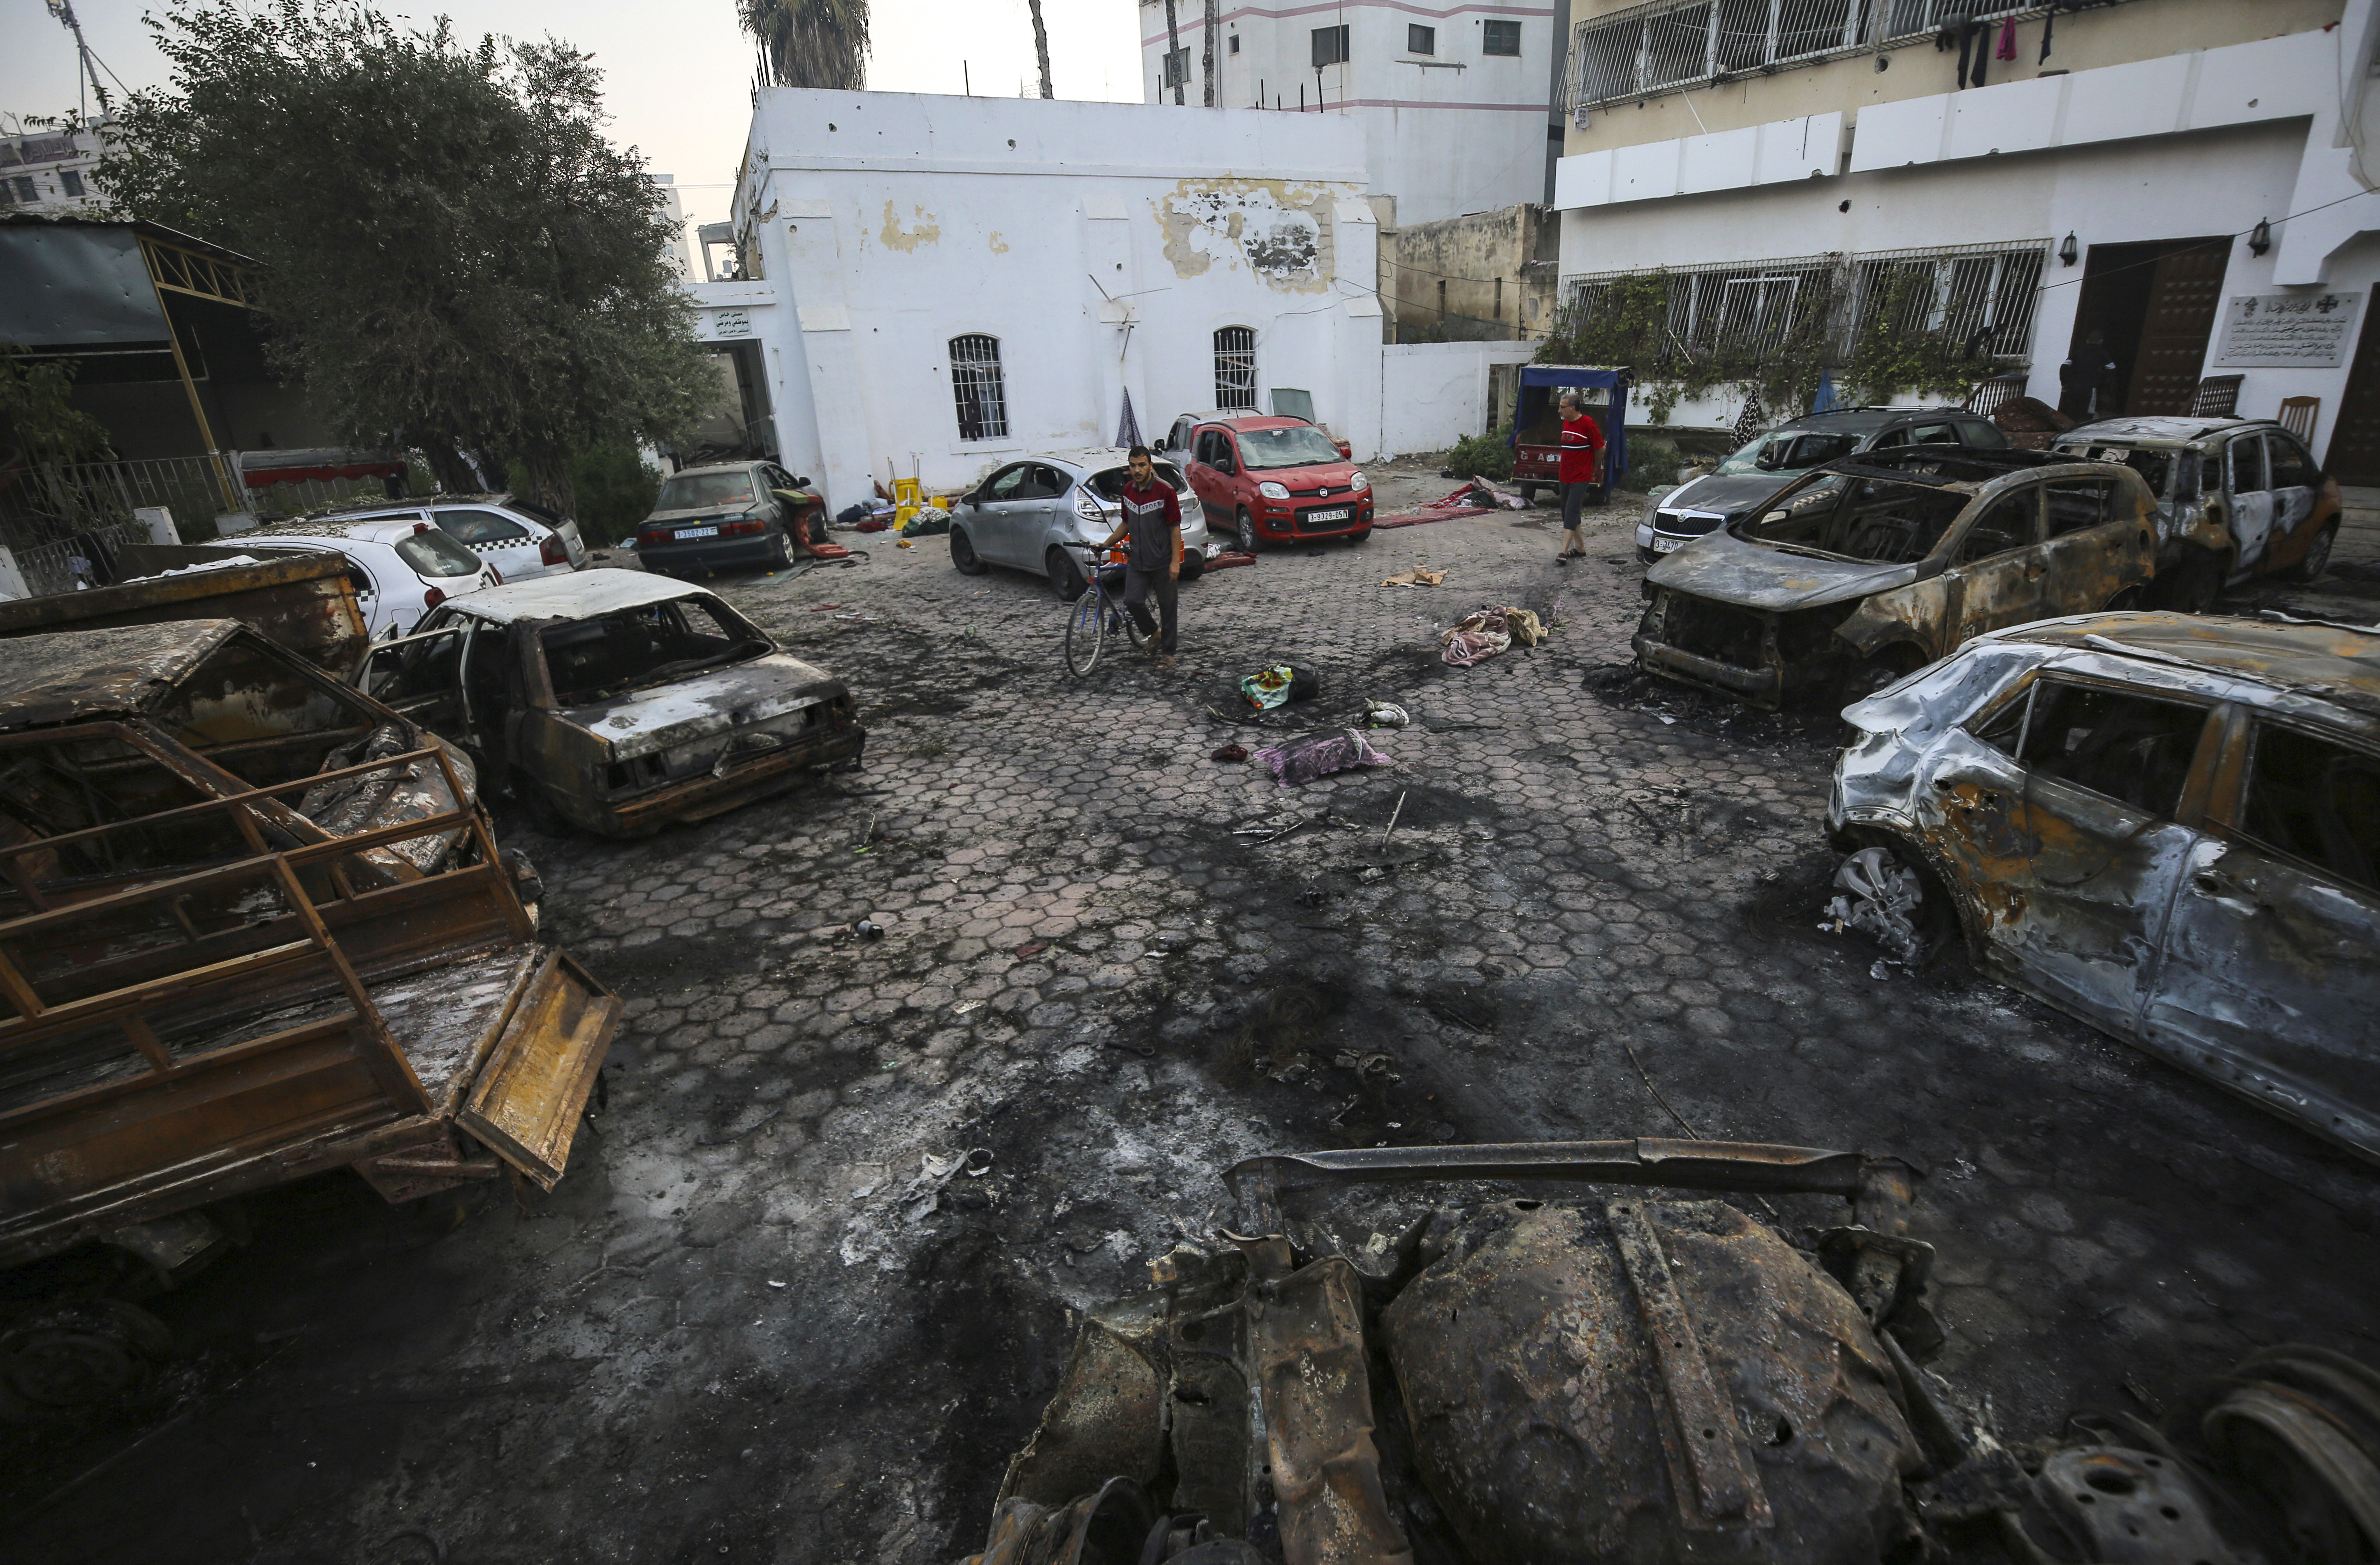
[2016,681,2209,817]
[394,531,485,578]
[2044,479,2117,538]
[542,597,770,705]
[654,472,757,511]
[1715,430,1857,475]
[1236,426,1344,469]
[1088,461,1188,498]
[2072,445,2176,499]
[2240,724,2380,893]
[1952,491,2038,563]
[1744,476,1965,564]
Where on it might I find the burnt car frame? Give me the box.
[359,572,863,837]
[1635,447,2160,709]
[1829,611,2380,1165]
[2051,416,2343,607]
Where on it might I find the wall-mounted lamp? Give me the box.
[2058,232,2078,267]
[2248,218,2272,257]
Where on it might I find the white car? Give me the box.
[947,447,1214,599]
[317,497,589,584]
[238,517,498,639]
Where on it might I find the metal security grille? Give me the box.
[1564,252,1839,360]
[1215,326,1258,409]
[949,334,1009,441]
[1569,0,2080,111]
[1841,240,2048,362]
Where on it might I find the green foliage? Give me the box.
[742,0,870,88]
[0,345,114,467]
[567,442,662,546]
[100,0,716,516]
[1843,269,1990,406]
[1446,421,1513,481]
[1618,434,1686,494]
[1536,271,1828,427]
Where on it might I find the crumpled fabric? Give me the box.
[1241,664,1297,709]
[1252,728,1390,786]
[1440,604,1545,666]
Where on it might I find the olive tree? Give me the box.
[101,0,716,513]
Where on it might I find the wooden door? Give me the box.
[2126,240,2230,415]
[2328,303,2380,484]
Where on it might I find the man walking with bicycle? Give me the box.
[1096,445,1182,665]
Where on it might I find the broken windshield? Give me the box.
[1740,474,1969,564]
[654,472,757,512]
[2062,443,2181,501]
[1715,429,1860,476]
[541,596,770,705]
[1237,426,1344,470]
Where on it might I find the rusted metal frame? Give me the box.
[117,1013,175,1075]
[118,719,346,858]
[278,805,472,869]
[0,939,317,1050]
[426,745,519,930]
[1607,1199,1773,1529]
[0,1010,361,1134]
[0,852,52,913]
[0,745,454,867]
[0,948,48,1020]
[0,852,292,944]
[1224,1139,1884,1207]
[263,852,429,1115]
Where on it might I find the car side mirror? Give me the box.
[793,476,811,488]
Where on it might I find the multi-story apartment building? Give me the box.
[1548,0,2380,479]
[0,121,106,214]
[1136,0,1570,226]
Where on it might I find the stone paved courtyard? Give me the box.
[13,466,2380,1563]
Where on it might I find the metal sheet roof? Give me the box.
[0,620,239,728]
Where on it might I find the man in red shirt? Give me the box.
[1096,445,1182,663]
[1555,391,1606,564]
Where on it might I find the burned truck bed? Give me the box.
[0,621,620,1280]
[0,547,369,676]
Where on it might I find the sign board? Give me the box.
[702,307,753,340]
[2212,292,2364,368]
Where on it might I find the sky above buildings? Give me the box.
[1,0,1147,231]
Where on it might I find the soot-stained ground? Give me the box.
[10,461,2380,1563]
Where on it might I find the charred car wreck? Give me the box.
[1635,448,2159,709]
[967,1140,2380,1565]
[362,572,864,836]
[0,622,619,1418]
[1830,611,2380,1167]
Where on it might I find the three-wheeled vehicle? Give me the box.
[1510,364,1630,507]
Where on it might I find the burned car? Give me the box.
[1636,447,2159,708]
[968,1139,2379,1564]
[2051,416,2343,608]
[1829,611,2380,1165]
[361,572,863,836]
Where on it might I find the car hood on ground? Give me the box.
[1645,526,1927,611]
[1656,472,1799,519]
[559,651,843,760]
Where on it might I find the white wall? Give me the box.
[1136,0,1557,224]
[1380,340,1539,453]
[717,91,1387,508]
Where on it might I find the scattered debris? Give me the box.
[1379,567,1445,588]
[1362,699,1409,728]
[850,918,885,940]
[1251,728,1390,786]
[1239,663,1320,710]
[1014,940,1050,959]
[1210,742,1248,762]
[1825,846,1927,965]
[1440,605,1544,666]
[1381,789,1408,848]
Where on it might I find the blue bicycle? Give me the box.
[1059,540,1153,675]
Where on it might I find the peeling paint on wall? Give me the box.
[880,201,942,252]
[988,231,1009,254]
[1159,180,1335,292]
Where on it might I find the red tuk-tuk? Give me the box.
[1510,365,1628,506]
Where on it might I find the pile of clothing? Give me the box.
[1440,605,1545,668]
[1252,728,1390,786]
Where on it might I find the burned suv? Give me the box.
[1635,447,2157,708]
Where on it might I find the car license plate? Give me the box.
[675,525,719,539]
[1652,535,1687,552]
[1308,507,1350,523]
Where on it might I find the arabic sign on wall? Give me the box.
[2212,292,2364,368]
[702,308,754,340]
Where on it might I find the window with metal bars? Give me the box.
[1483,18,1521,55]
[949,334,1009,441]
[1214,327,1258,410]
[1569,0,2049,110]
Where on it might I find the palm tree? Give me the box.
[740,0,870,91]
[1028,0,1053,97]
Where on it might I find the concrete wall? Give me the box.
[717,91,1387,508]
[1390,203,1557,341]
[1136,0,1558,224]
[1380,339,1539,453]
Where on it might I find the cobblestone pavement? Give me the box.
[16,464,2380,1563]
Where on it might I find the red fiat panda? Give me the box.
[1182,416,1372,552]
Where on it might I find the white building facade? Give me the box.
[704,90,1388,508]
[1548,0,2380,482]
[0,122,106,214]
[1136,0,1565,225]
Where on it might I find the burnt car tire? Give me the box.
[0,1299,174,1423]
[1178,549,1206,582]
[2102,584,2148,613]
[2285,521,2339,584]
[1235,508,1259,555]
[1047,548,1089,602]
[950,528,988,575]
[767,534,793,570]
[1837,837,1962,970]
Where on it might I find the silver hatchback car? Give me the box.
[947,448,1214,599]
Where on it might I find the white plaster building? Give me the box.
[1548,0,2380,483]
[0,121,106,214]
[699,90,1388,509]
[1136,0,1567,225]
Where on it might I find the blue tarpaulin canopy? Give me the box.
[1512,364,1629,483]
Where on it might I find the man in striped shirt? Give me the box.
[1096,445,1182,663]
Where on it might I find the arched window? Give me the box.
[950,334,1008,440]
[1214,326,1257,410]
